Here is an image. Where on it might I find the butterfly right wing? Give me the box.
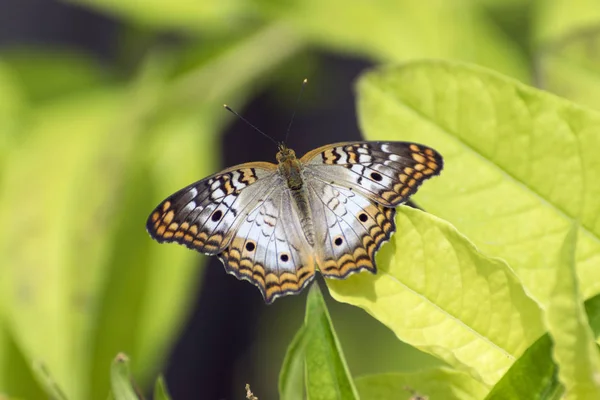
[307,178,396,278]
[301,141,443,207]
[146,162,279,255]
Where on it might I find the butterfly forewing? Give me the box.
[147,162,278,255]
[301,141,443,207]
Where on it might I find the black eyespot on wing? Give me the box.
[211,210,223,222]
[334,237,343,246]
[359,213,368,222]
[280,254,289,262]
[370,172,382,181]
[245,242,256,252]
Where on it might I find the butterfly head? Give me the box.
[276,143,297,163]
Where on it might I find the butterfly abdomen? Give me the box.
[290,187,315,246]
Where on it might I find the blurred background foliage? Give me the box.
[2,0,600,399]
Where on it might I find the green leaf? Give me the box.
[0,326,47,399]
[0,49,108,103]
[304,285,359,400]
[534,0,600,43]
[0,89,131,399]
[538,28,600,110]
[357,61,600,305]
[63,0,250,32]
[31,362,68,400]
[255,0,527,80]
[545,225,600,398]
[279,325,309,400]
[327,206,544,386]
[110,354,138,400]
[153,376,172,400]
[484,335,563,400]
[355,367,488,400]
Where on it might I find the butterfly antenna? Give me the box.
[284,78,308,144]
[223,104,279,146]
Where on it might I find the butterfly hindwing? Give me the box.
[218,189,316,303]
[146,162,278,255]
[307,179,396,278]
[301,141,443,206]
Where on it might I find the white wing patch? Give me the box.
[218,190,316,303]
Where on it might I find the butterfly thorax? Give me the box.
[276,145,316,246]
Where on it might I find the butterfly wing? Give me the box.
[302,141,443,277]
[218,188,316,303]
[301,141,443,206]
[307,179,396,277]
[147,162,279,255]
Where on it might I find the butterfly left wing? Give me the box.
[301,141,443,207]
[147,162,279,255]
[218,188,316,303]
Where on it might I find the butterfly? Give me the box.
[147,140,443,303]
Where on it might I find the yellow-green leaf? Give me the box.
[355,367,488,400]
[357,61,600,304]
[327,207,544,386]
[110,354,138,400]
[545,226,600,399]
[153,376,172,400]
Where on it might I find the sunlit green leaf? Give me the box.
[279,325,309,400]
[153,375,172,400]
[0,89,132,399]
[357,61,600,304]
[355,367,488,400]
[64,0,251,33]
[545,226,600,398]
[31,362,68,400]
[328,207,544,386]
[255,0,527,80]
[0,326,47,399]
[304,285,359,400]
[110,354,138,400]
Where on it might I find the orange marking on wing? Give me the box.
[163,211,175,225]
[162,201,171,212]
[412,153,426,163]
